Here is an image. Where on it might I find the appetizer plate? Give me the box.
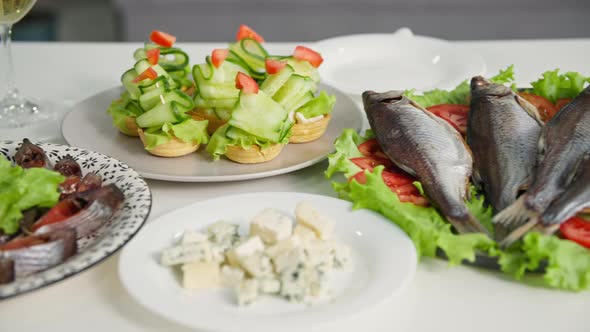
[314,28,486,95]
[0,141,151,299]
[62,84,363,182]
[119,192,417,332]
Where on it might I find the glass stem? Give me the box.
[0,23,17,98]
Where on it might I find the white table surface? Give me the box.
[1,39,589,331]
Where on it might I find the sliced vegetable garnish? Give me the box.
[293,46,324,68]
[265,59,287,74]
[350,156,394,171]
[357,139,388,159]
[132,67,158,83]
[211,49,229,68]
[150,30,176,48]
[426,104,470,135]
[235,72,259,94]
[236,24,265,43]
[518,92,557,122]
[146,48,160,65]
[560,216,590,249]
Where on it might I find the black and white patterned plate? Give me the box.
[0,141,152,299]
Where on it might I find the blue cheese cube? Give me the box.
[304,240,335,271]
[295,202,335,240]
[332,241,352,268]
[239,253,273,278]
[257,276,281,294]
[207,221,239,245]
[273,247,306,274]
[181,230,208,244]
[235,279,258,306]
[265,235,302,259]
[279,267,308,302]
[181,262,220,289]
[226,236,265,267]
[220,265,245,287]
[161,242,212,266]
[250,209,293,245]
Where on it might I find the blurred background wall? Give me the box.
[16,0,590,42]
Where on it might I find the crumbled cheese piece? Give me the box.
[295,201,336,240]
[161,242,212,266]
[207,221,239,245]
[220,265,245,287]
[181,230,208,244]
[293,224,317,243]
[239,253,273,278]
[257,276,281,294]
[250,208,292,245]
[265,235,301,259]
[182,262,219,289]
[235,279,258,306]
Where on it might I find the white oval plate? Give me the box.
[0,141,151,299]
[62,84,363,182]
[119,192,417,332]
[314,28,486,95]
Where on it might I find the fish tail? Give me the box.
[449,212,490,236]
[498,217,539,248]
[492,195,536,228]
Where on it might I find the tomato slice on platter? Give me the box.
[150,30,176,48]
[146,48,160,65]
[132,67,158,83]
[211,49,229,68]
[350,169,426,206]
[0,236,46,251]
[357,139,388,159]
[265,59,288,74]
[350,156,394,171]
[31,199,84,232]
[560,216,590,249]
[518,92,557,122]
[236,24,265,43]
[235,72,259,94]
[293,45,324,68]
[426,104,469,135]
[555,98,573,112]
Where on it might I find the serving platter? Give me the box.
[0,141,151,299]
[314,28,486,95]
[119,192,417,332]
[62,83,363,182]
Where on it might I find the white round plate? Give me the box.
[62,84,363,182]
[314,28,486,95]
[0,141,151,299]
[119,192,417,332]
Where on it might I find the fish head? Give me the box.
[470,76,511,98]
[362,90,405,109]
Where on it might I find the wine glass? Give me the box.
[0,0,54,129]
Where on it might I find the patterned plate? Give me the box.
[0,141,152,299]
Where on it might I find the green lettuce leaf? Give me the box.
[206,124,290,160]
[0,156,64,235]
[296,91,336,118]
[142,118,209,150]
[404,65,515,107]
[107,92,144,135]
[530,69,590,103]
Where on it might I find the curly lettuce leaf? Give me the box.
[296,91,336,118]
[404,65,515,107]
[530,69,589,103]
[107,93,144,135]
[206,124,290,160]
[0,157,64,234]
[142,118,209,150]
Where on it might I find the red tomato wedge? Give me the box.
[32,200,83,232]
[146,48,160,65]
[265,59,288,74]
[235,72,259,94]
[427,104,470,135]
[150,30,176,48]
[357,139,388,159]
[560,216,590,249]
[518,92,557,122]
[555,98,573,112]
[293,45,324,68]
[236,24,265,43]
[350,156,394,171]
[132,67,158,83]
[211,49,229,68]
[350,170,427,206]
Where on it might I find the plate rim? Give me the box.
[0,141,153,300]
[118,191,417,332]
[62,83,364,183]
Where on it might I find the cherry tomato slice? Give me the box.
[265,59,288,74]
[132,67,158,83]
[357,139,388,159]
[427,104,469,135]
[236,24,265,43]
[146,48,160,65]
[150,30,176,48]
[235,72,259,94]
[560,216,590,249]
[211,49,229,68]
[350,156,394,171]
[293,45,324,68]
[32,200,83,232]
[518,92,558,122]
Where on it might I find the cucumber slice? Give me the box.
[273,74,314,109]
[137,103,181,128]
[229,38,268,79]
[138,76,170,94]
[133,48,146,61]
[139,86,168,110]
[194,95,238,109]
[228,91,289,142]
[159,48,189,71]
[260,65,294,97]
[286,57,320,85]
[161,90,195,112]
[213,108,232,121]
[121,69,140,99]
[134,59,151,74]
[285,91,314,113]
